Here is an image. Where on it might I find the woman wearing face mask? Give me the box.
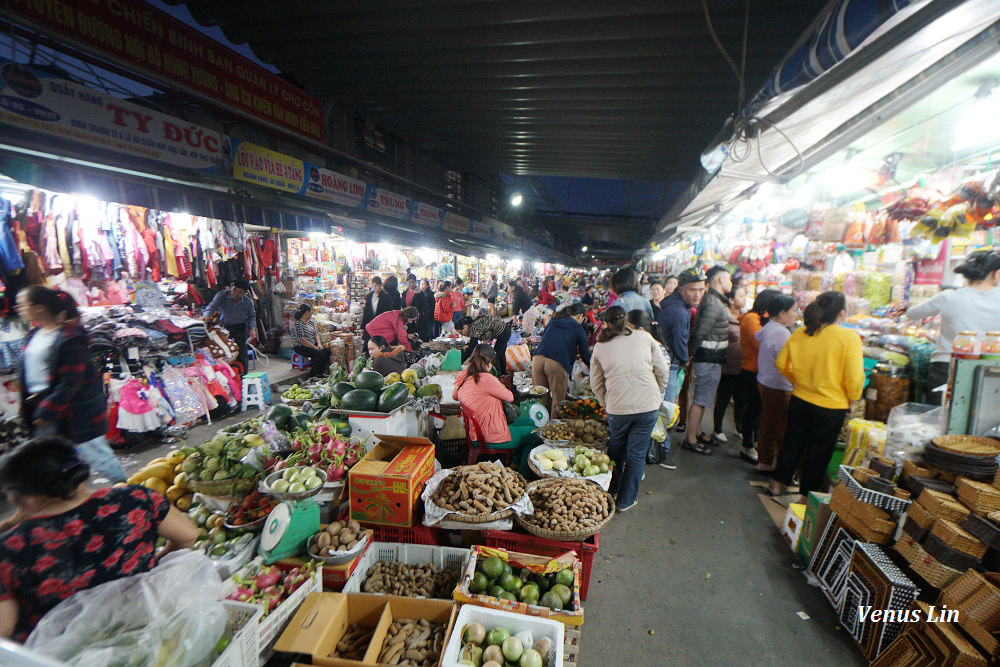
[16,286,125,482]
[768,292,864,502]
[754,294,798,474]
[0,436,199,641]
[906,250,1000,405]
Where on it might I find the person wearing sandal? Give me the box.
[683,266,732,455]
[767,292,864,503]
[711,284,748,458]
[754,295,798,475]
[590,306,670,512]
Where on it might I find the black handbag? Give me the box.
[502,400,520,425]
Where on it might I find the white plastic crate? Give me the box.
[342,541,470,598]
[220,558,323,663]
[213,600,262,667]
[441,605,564,667]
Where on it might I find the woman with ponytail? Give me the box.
[590,306,670,511]
[453,343,516,449]
[0,436,199,641]
[906,250,1000,405]
[767,291,864,501]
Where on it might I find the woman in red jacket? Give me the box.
[433,281,454,337]
[365,307,419,351]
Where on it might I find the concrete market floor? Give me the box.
[581,427,866,667]
[109,364,867,666]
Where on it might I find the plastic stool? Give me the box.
[241,375,268,412]
[291,351,312,370]
[246,347,257,371]
[244,371,272,404]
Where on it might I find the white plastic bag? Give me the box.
[26,550,228,667]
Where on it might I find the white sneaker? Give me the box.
[659,462,677,470]
[713,432,728,443]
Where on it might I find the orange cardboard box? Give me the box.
[349,436,435,527]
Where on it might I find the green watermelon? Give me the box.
[355,370,385,392]
[331,382,356,400]
[341,389,378,412]
[378,382,410,412]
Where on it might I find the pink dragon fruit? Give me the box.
[253,565,282,590]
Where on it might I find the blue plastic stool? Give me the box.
[291,351,312,370]
[244,371,272,404]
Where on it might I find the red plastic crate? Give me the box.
[361,522,448,546]
[482,529,599,601]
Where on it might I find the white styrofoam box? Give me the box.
[342,541,470,598]
[213,600,262,667]
[345,405,416,442]
[441,605,564,667]
[427,373,459,405]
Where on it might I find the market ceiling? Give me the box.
[169,0,826,183]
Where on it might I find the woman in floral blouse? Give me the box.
[0,437,199,642]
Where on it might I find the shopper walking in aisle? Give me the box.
[532,303,591,410]
[610,266,653,319]
[291,304,332,378]
[382,275,403,311]
[0,436,199,641]
[366,306,420,352]
[754,294,798,473]
[361,276,391,346]
[454,344,516,453]
[414,278,436,342]
[401,274,421,340]
[663,275,678,299]
[590,306,670,512]
[367,335,407,376]
[768,291,864,502]
[16,287,125,482]
[712,285,750,457]
[648,280,665,318]
[509,279,532,319]
[202,278,256,373]
[683,266,732,455]
[738,289,780,464]
[450,277,467,323]
[457,314,513,375]
[433,281,455,337]
[657,269,705,403]
[906,250,1000,405]
[485,274,499,315]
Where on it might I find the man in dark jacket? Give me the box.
[683,265,732,454]
[509,280,532,318]
[361,276,393,346]
[657,270,705,399]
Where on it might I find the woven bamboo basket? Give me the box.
[924,615,991,666]
[432,469,528,524]
[963,513,1000,551]
[907,501,937,531]
[514,478,615,541]
[932,435,1000,456]
[895,535,963,589]
[918,489,971,524]
[941,570,1000,631]
[958,478,1000,515]
[903,459,937,480]
[902,517,927,543]
[923,533,982,571]
[930,518,988,558]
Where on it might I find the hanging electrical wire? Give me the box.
[699,0,804,180]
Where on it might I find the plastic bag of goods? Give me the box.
[26,550,229,667]
[884,402,945,461]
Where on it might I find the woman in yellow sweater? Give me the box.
[767,291,864,502]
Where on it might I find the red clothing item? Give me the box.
[450,290,465,315]
[453,371,514,444]
[141,229,160,281]
[538,288,555,306]
[365,310,411,350]
[434,292,454,322]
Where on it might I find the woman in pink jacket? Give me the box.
[453,344,514,446]
[364,307,419,351]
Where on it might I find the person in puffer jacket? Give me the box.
[682,265,732,455]
[433,281,454,337]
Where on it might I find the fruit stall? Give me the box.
[8,349,611,667]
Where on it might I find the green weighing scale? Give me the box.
[259,469,323,564]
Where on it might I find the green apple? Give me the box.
[271,479,290,493]
[288,481,306,493]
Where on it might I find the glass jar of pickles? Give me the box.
[953,331,980,359]
[982,331,1000,359]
